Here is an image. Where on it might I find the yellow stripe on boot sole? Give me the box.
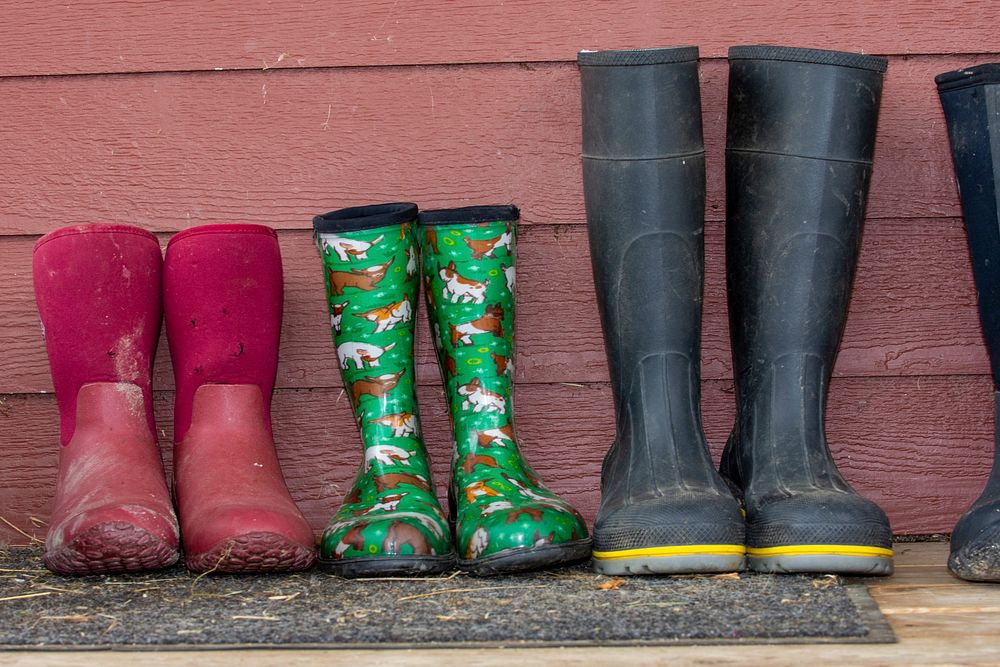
[592,544,747,561]
[747,544,894,559]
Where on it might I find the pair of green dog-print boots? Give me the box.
[312,203,591,576]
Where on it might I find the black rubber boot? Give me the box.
[579,46,746,575]
[937,64,1000,582]
[721,46,894,575]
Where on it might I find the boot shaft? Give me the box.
[162,224,283,443]
[579,45,705,408]
[937,65,1000,386]
[579,46,719,497]
[417,206,519,444]
[725,46,887,410]
[313,203,432,474]
[722,45,887,503]
[582,158,706,402]
[33,224,163,446]
[580,48,704,372]
[579,46,703,160]
[727,46,885,163]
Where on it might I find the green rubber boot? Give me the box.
[417,205,591,575]
[313,203,455,576]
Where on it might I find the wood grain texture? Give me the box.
[5,638,1000,667]
[0,218,985,394]
[0,1,996,77]
[1,375,994,545]
[0,57,968,235]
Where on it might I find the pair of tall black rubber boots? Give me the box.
[580,46,894,576]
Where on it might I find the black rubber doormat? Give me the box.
[0,547,893,649]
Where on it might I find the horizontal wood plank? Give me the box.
[891,540,951,568]
[8,638,1000,667]
[873,583,1000,614]
[0,57,968,235]
[0,218,986,394]
[0,375,994,544]
[0,1,995,77]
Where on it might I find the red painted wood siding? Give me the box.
[0,1,993,544]
[0,57,966,235]
[0,1,994,76]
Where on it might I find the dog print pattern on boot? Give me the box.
[316,221,452,569]
[419,217,589,565]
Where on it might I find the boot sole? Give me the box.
[458,538,592,576]
[747,544,894,575]
[592,544,746,575]
[318,554,456,578]
[185,532,316,573]
[44,521,179,575]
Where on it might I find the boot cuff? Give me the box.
[936,64,1000,92]
[729,45,887,73]
[167,224,277,249]
[577,46,698,67]
[313,203,418,233]
[418,205,519,226]
[34,224,158,253]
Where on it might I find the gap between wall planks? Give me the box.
[0,219,986,395]
[0,55,973,235]
[0,0,995,76]
[0,374,994,545]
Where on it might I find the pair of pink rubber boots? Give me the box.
[33,223,316,575]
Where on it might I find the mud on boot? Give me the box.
[418,206,591,576]
[313,204,454,576]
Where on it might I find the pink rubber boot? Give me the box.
[32,224,180,575]
[163,224,315,573]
